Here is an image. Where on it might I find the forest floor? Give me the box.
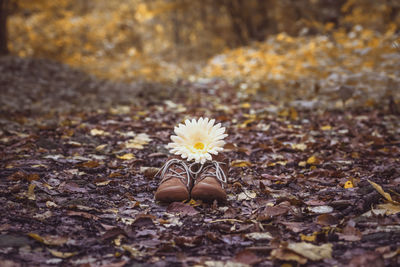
[1,56,400,267]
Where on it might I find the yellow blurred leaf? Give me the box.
[231,160,252,167]
[28,183,36,200]
[291,143,307,151]
[28,233,68,246]
[298,161,307,167]
[96,144,107,151]
[321,125,332,131]
[48,248,77,258]
[90,129,107,136]
[368,179,399,204]
[240,102,251,108]
[306,156,319,165]
[117,153,135,160]
[125,133,152,149]
[96,180,111,186]
[287,242,332,261]
[377,203,400,215]
[344,180,354,189]
[300,233,316,242]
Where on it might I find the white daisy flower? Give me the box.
[167,117,228,164]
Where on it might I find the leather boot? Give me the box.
[191,154,229,203]
[154,157,192,202]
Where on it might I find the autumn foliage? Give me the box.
[5,0,399,91]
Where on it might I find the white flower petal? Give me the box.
[167,118,228,163]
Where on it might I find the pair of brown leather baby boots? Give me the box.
[155,154,229,203]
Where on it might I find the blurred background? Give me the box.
[1,0,399,105]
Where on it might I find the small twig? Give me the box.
[208,218,244,223]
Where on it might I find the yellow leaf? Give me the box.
[290,108,298,120]
[268,161,287,166]
[28,233,68,246]
[291,143,307,151]
[344,180,354,189]
[231,160,252,167]
[117,153,135,160]
[125,133,152,149]
[377,203,400,215]
[96,144,107,151]
[298,161,307,167]
[90,129,107,136]
[96,180,111,186]
[306,156,319,165]
[240,102,251,108]
[287,242,332,261]
[300,233,316,242]
[48,249,77,258]
[28,233,44,243]
[28,183,36,200]
[239,118,255,128]
[368,179,398,204]
[321,125,332,131]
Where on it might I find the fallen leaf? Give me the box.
[96,180,111,186]
[125,133,152,149]
[45,201,58,208]
[90,129,107,136]
[244,232,273,241]
[48,248,77,258]
[116,153,135,160]
[67,210,99,220]
[300,233,317,242]
[28,233,68,246]
[368,179,399,204]
[287,242,332,261]
[166,202,199,216]
[306,156,320,165]
[291,143,307,151]
[348,251,384,267]
[96,144,107,151]
[344,180,354,189]
[321,125,332,131]
[121,245,144,258]
[27,183,36,200]
[234,250,261,265]
[231,160,252,167]
[79,161,100,168]
[257,205,289,220]
[316,214,339,225]
[237,190,257,201]
[298,161,307,167]
[376,203,400,215]
[271,248,307,264]
[338,225,362,241]
[308,205,333,214]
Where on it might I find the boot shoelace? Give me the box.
[155,158,192,188]
[191,160,227,188]
[156,158,227,189]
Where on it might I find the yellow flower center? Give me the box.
[194,142,205,150]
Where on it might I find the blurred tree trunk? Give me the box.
[219,0,271,45]
[0,0,9,55]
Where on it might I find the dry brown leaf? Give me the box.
[231,160,252,167]
[271,248,307,264]
[287,242,332,261]
[376,203,400,215]
[28,233,68,246]
[368,179,399,204]
[47,248,77,258]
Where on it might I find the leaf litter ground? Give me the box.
[0,57,400,266]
